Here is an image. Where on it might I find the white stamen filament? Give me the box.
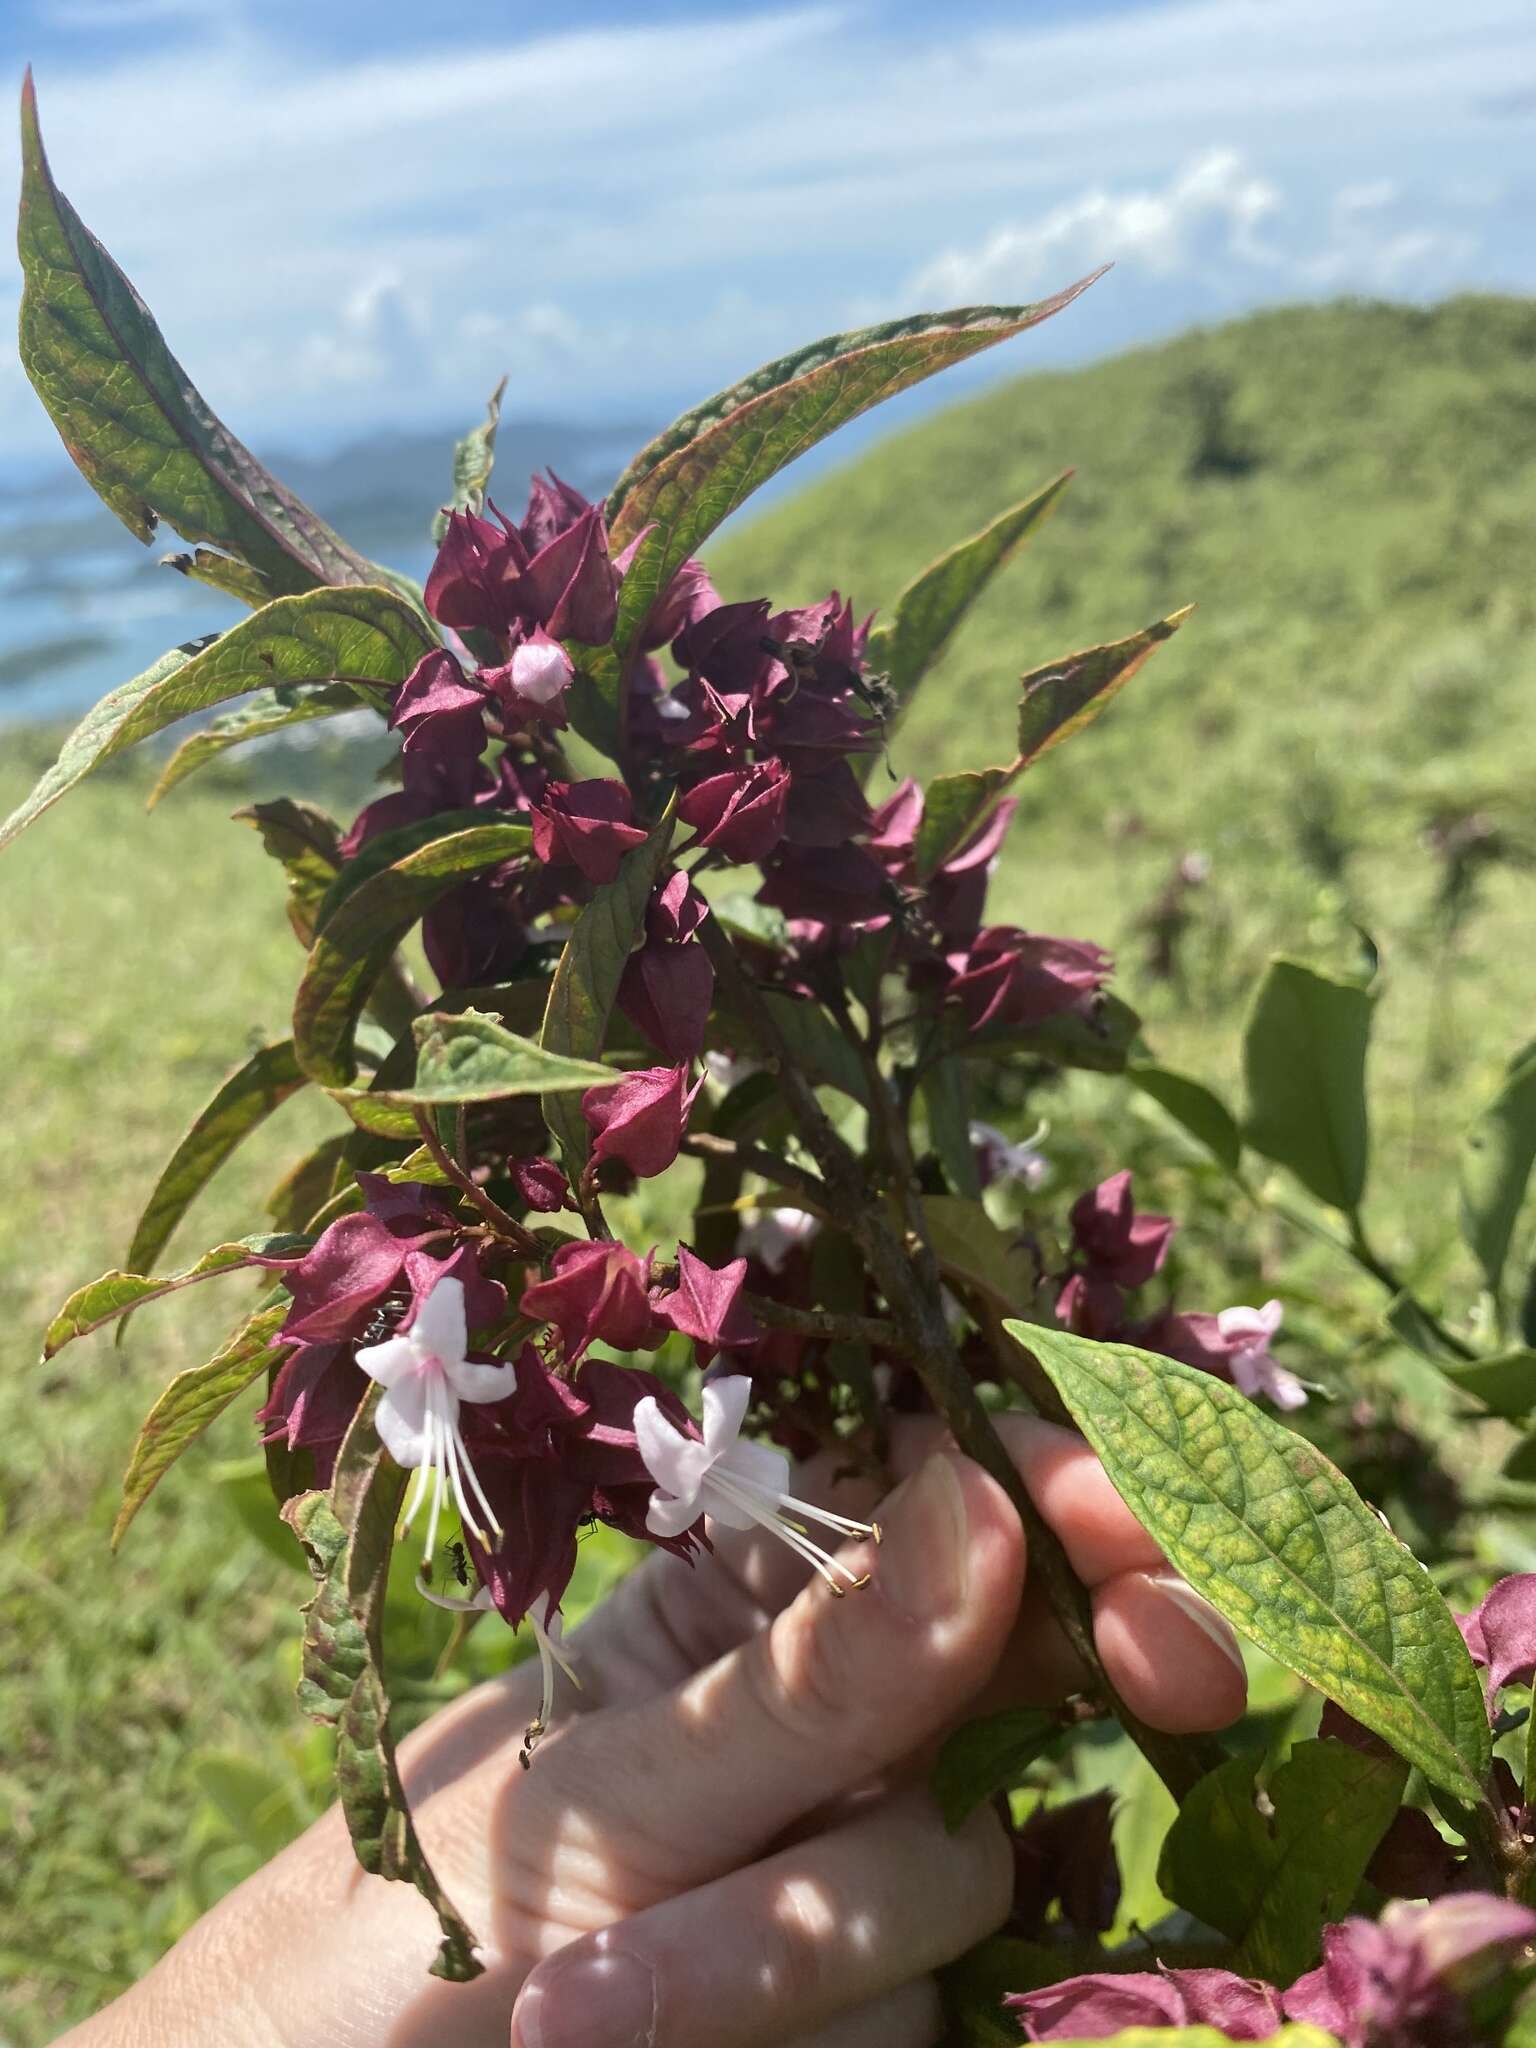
[705,1467,880,1595]
[397,1371,502,1566]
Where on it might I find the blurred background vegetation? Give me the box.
[4,291,1535,2038]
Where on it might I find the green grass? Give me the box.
[4,293,1536,2038]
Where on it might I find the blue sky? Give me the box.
[1,0,1532,468]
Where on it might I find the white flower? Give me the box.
[704,1049,760,1094]
[508,635,572,707]
[737,1205,820,1273]
[416,1575,577,1761]
[970,1118,1050,1191]
[1218,1299,1307,1411]
[634,1374,880,1594]
[356,1274,515,1563]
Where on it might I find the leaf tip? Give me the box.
[1167,602,1197,627]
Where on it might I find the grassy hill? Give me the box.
[715,292,1536,1114]
[3,293,1534,2037]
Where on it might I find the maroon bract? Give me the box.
[519,1239,660,1358]
[678,760,791,862]
[582,1064,702,1179]
[531,778,647,883]
[1011,1964,1285,2040]
[509,1156,571,1214]
[617,872,715,1062]
[949,926,1110,1031]
[652,1246,762,1363]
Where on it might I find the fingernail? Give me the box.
[1145,1571,1246,1677]
[879,1452,969,1622]
[512,1947,657,2048]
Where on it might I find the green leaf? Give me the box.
[1461,1057,1536,1297]
[162,546,274,607]
[750,992,871,1106]
[112,1303,292,1546]
[910,609,1191,875]
[293,821,531,1087]
[932,1707,1061,1829]
[913,768,1013,880]
[1015,609,1192,768]
[18,74,379,595]
[1015,1323,1492,1803]
[937,992,1142,1076]
[431,376,506,542]
[540,808,676,1167]
[149,682,373,806]
[0,585,429,853]
[925,1196,1037,1314]
[42,1234,307,1358]
[1130,1063,1242,1171]
[285,1394,479,1979]
[865,471,1070,721]
[1440,1348,1536,1422]
[1158,1739,1407,1985]
[236,797,345,947]
[358,1007,616,1109]
[920,1058,981,1198]
[125,1041,307,1276]
[1243,957,1373,1212]
[574,278,1102,750]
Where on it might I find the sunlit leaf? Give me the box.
[932,1707,1061,1829]
[431,375,506,541]
[113,1303,292,1546]
[0,586,428,853]
[126,1041,307,1276]
[1130,1063,1242,1171]
[359,1007,616,1109]
[18,73,380,593]
[1017,1323,1491,1802]
[149,682,374,805]
[42,1234,307,1358]
[1244,958,1373,1213]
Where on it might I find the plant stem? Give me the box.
[679,1131,826,1204]
[413,1111,544,1260]
[700,914,1216,1802]
[745,1295,906,1350]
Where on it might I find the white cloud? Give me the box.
[911,152,1284,303]
[912,150,1487,310]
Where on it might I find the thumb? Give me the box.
[542,1451,1025,1894]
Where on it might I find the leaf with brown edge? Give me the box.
[237,798,344,944]
[540,807,675,1170]
[431,375,506,542]
[1017,1323,1492,1804]
[569,278,1104,754]
[866,470,1070,732]
[0,585,427,853]
[18,72,379,595]
[150,682,372,806]
[42,1235,308,1358]
[911,609,1191,876]
[125,1041,308,1277]
[285,1392,481,1981]
[113,1302,292,1547]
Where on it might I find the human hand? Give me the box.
[68,1419,1246,2048]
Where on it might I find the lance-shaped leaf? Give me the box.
[113,1302,292,1547]
[149,682,373,806]
[162,546,273,607]
[1016,1323,1492,1803]
[929,992,1142,1076]
[237,798,344,945]
[294,821,532,1088]
[568,278,1102,751]
[18,73,378,594]
[711,985,870,1106]
[0,585,429,853]
[866,471,1070,729]
[913,610,1191,876]
[1158,1739,1407,1986]
[1439,1347,1536,1422]
[285,1400,480,1980]
[431,375,506,542]
[359,1007,616,1109]
[42,1234,308,1358]
[125,1041,308,1277]
[1130,1063,1242,1172]
[932,1707,1062,1830]
[541,808,675,1167]
[1460,1055,1536,1298]
[1244,958,1373,1214]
